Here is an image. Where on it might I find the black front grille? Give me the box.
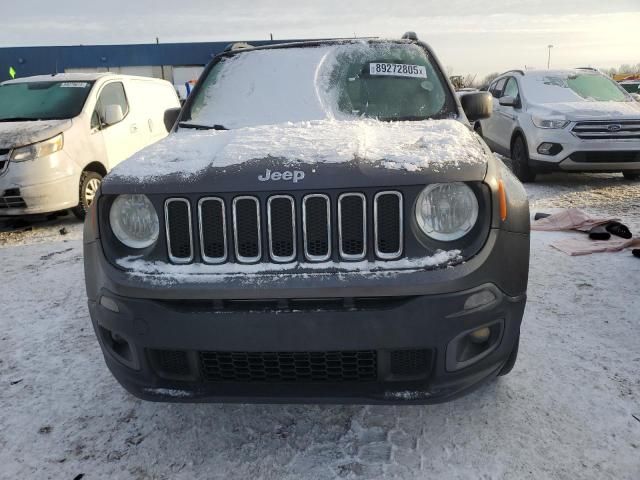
[165,199,193,262]
[233,197,261,262]
[390,349,432,377]
[571,151,640,163]
[163,190,404,265]
[200,350,378,383]
[339,194,366,259]
[153,350,191,376]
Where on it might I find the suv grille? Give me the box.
[199,350,377,383]
[163,191,404,265]
[572,121,640,140]
[0,148,10,176]
[0,188,27,209]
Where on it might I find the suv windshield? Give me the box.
[0,81,94,121]
[522,73,631,104]
[183,41,455,129]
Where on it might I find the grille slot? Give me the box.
[338,193,366,260]
[152,350,192,376]
[302,194,331,261]
[374,191,403,259]
[572,121,640,140]
[198,197,227,264]
[0,188,26,209]
[390,349,432,377]
[570,151,640,163]
[267,195,296,262]
[233,196,262,263]
[164,199,193,263]
[200,350,377,383]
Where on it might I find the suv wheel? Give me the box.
[510,135,536,183]
[474,122,483,137]
[498,332,520,376]
[72,171,103,220]
[622,171,640,181]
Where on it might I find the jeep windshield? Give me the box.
[522,72,632,104]
[182,41,456,129]
[0,81,94,121]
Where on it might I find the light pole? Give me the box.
[547,44,554,69]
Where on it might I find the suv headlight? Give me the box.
[415,183,479,241]
[10,133,64,162]
[532,116,569,129]
[109,194,159,248]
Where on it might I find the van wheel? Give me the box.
[498,333,520,376]
[474,122,483,137]
[623,171,640,180]
[511,136,537,183]
[72,171,103,220]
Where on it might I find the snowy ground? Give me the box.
[1,172,639,480]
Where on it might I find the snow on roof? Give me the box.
[109,118,486,182]
[2,72,114,84]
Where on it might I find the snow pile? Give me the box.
[116,249,462,284]
[109,119,485,182]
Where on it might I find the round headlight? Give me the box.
[109,194,159,248]
[415,183,479,241]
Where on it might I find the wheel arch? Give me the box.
[510,128,528,155]
[82,161,108,177]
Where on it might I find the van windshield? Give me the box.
[183,41,455,129]
[0,81,94,121]
[522,73,631,104]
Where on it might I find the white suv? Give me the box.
[477,68,640,182]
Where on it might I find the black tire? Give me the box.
[474,122,483,137]
[622,171,640,181]
[510,135,537,183]
[72,171,103,220]
[498,333,520,376]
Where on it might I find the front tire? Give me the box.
[511,135,537,183]
[622,171,640,181]
[72,171,103,220]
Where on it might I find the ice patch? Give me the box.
[143,388,193,398]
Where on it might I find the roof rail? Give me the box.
[576,67,598,71]
[499,69,525,76]
[223,42,254,52]
[402,31,418,41]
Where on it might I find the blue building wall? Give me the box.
[0,40,284,82]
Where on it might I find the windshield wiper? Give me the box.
[178,122,228,130]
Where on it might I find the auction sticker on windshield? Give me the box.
[369,63,427,78]
[60,82,89,88]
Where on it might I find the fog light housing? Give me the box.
[468,327,491,344]
[99,295,119,313]
[537,142,563,155]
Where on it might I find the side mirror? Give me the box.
[164,107,181,132]
[499,95,519,108]
[103,104,124,126]
[460,92,492,121]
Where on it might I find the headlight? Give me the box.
[531,116,569,129]
[415,183,479,241]
[10,133,64,162]
[109,194,159,249]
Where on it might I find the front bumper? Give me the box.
[526,123,640,172]
[0,152,79,215]
[85,228,529,404]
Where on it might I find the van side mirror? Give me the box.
[164,107,181,132]
[103,105,124,126]
[460,92,492,121]
[499,95,520,108]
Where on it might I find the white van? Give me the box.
[0,73,180,218]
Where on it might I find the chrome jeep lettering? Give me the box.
[258,169,305,183]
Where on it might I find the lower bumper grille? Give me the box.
[570,151,640,163]
[0,188,26,209]
[199,350,378,383]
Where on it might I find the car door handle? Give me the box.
[130,124,138,133]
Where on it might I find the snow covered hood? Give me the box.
[105,119,488,193]
[0,119,72,149]
[528,101,640,121]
